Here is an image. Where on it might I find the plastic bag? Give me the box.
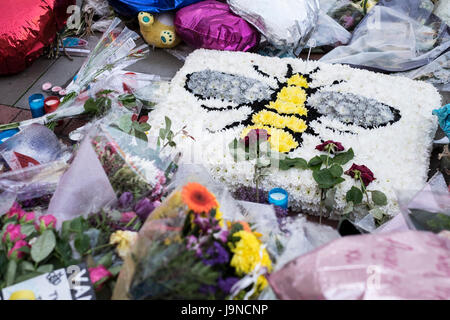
[227,0,320,55]
[308,10,352,48]
[113,179,273,300]
[398,51,450,92]
[269,230,450,299]
[0,124,68,173]
[396,172,450,233]
[320,1,450,72]
[48,123,175,226]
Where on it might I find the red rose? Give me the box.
[316,140,345,153]
[131,114,138,122]
[138,115,149,124]
[345,164,376,187]
[242,129,270,147]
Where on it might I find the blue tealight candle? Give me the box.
[268,188,288,209]
[28,93,45,118]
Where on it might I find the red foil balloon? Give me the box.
[0,0,75,75]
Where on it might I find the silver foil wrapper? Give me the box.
[227,0,320,53]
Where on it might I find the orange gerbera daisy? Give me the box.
[181,183,218,214]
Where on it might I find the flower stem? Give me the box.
[84,243,114,256]
[359,177,373,210]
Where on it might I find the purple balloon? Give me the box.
[174,0,260,52]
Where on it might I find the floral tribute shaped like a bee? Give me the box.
[185,64,401,153]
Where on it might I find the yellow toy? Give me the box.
[138,12,181,49]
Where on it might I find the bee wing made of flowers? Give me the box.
[184,63,402,153]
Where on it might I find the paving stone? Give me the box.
[12,110,32,123]
[0,57,55,106]
[14,56,86,109]
[0,105,22,124]
[126,48,184,78]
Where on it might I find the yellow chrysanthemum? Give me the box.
[277,86,307,105]
[240,125,299,153]
[252,110,307,133]
[285,116,308,133]
[229,230,272,277]
[287,74,309,88]
[110,230,138,259]
[267,100,308,116]
[215,208,224,228]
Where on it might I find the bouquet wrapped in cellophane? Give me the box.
[0,18,150,132]
[113,182,273,300]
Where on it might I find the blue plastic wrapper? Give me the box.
[108,0,204,16]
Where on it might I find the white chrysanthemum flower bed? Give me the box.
[148,49,440,219]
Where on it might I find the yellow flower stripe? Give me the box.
[266,100,308,116]
[287,74,309,88]
[241,125,298,153]
[277,86,307,105]
[252,110,307,133]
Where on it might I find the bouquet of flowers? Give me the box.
[113,182,273,300]
[0,18,149,132]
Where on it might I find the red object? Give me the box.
[44,96,61,114]
[0,0,75,75]
[13,152,40,168]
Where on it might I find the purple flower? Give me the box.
[119,192,133,209]
[218,277,240,294]
[199,285,217,295]
[202,242,229,266]
[134,198,156,221]
[186,235,202,257]
[214,229,229,244]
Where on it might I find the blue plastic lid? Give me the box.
[0,129,19,144]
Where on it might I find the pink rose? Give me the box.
[8,240,30,260]
[6,202,26,220]
[120,212,137,224]
[20,212,35,224]
[36,214,57,232]
[88,265,112,291]
[2,224,26,243]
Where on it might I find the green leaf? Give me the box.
[108,265,123,277]
[324,188,336,211]
[70,217,86,233]
[371,190,387,206]
[97,251,113,269]
[74,233,90,255]
[31,230,56,264]
[6,260,17,286]
[20,261,35,273]
[329,164,343,178]
[139,123,151,132]
[331,148,354,165]
[61,221,71,240]
[370,208,385,221]
[308,156,323,167]
[159,128,167,140]
[313,169,345,189]
[96,89,115,96]
[83,98,99,114]
[36,264,54,274]
[21,224,36,237]
[118,115,133,133]
[164,116,172,132]
[346,186,363,205]
[168,141,176,147]
[134,130,148,142]
[279,157,308,171]
[343,201,354,215]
